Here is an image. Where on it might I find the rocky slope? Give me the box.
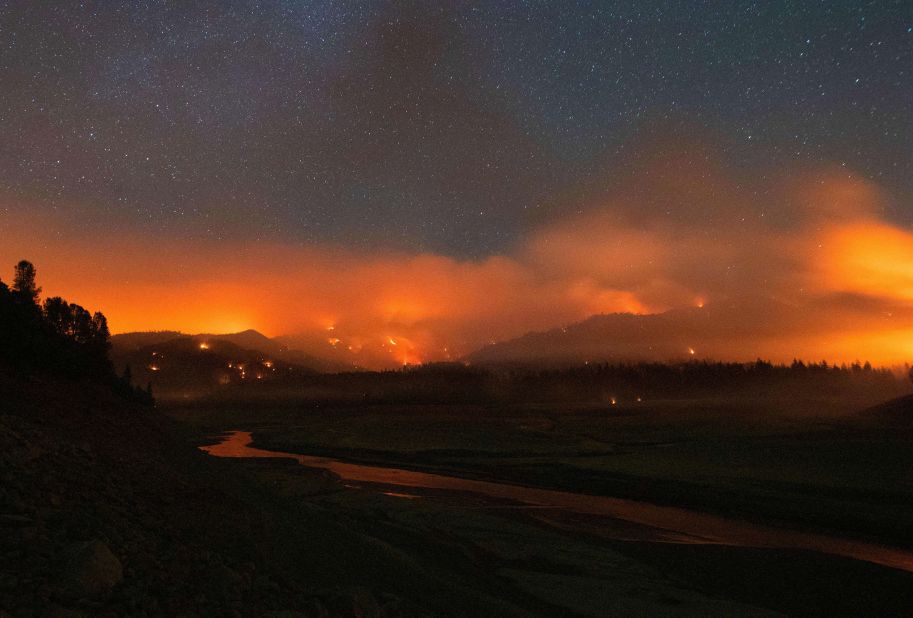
[0,374,420,616]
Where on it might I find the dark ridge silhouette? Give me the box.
[858,393,913,428]
[110,335,317,400]
[111,329,354,373]
[0,260,152,405]
[107,330,184,351]
[463,296,837,366]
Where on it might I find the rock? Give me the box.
[46,602,87,617]
[0,513,33,527]
[58,540,123,600]
[316,588,383,617]
[207,564,243,601]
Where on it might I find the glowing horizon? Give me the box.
[4,151,913,369]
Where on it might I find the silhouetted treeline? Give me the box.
[201,358,907,407]
[0,260,152,404]
[493,358,902,403]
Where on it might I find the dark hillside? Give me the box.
[111,336,314,400]
[857,394,913,429]
[0,375,315,614]
[0,375,528,615]
[106,331,184,351]
[112,329,355,376]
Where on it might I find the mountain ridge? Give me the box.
[464,297,805,366]
[112,329,354,374]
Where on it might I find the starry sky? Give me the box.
[2,1,911,255]
[2,2,913,366]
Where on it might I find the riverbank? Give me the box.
[0,377,549,615]
[205,430,913,572]
[174,398,913,551]
[198,430,913,616]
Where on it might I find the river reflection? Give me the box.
[202,430,913,573]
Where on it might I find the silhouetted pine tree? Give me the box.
[0,260,152,405]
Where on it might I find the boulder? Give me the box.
[58,540,123,599]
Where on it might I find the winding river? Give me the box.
[202,430,913,573]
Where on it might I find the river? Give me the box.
[202,430,913,573]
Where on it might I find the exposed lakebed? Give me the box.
[203,430,913,574]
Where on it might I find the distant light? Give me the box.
[636,396,643,402]
[327,324,336,331]
[148,364,159,372]
[262,360,273,368]
[388,337,397,346]
[199,342,210,350]
[688,347,696,355]
[610,397,617,405]
[327,338,340,346]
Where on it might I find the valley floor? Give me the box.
[5,376,913,616]
[170,396,913,616]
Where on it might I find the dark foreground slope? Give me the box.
[0,375,534,616]
[860,393,913,428]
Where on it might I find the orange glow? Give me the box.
[5,157,913,368]
[819,222,913,301]
[199,342,210,350]
[380,299,434,322]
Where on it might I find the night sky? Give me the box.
[3,1,911,255]
[2,2,913,366]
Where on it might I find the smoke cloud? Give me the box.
[3,146,912,368]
